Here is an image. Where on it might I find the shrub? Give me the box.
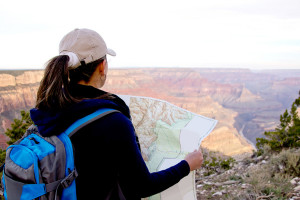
[245,164,292,199]
[202,155,235,176]
[245,148,299,199]
[270,148,300,177]
[5,110,33,145]
[0,110,33,166]
[256,91,300,152]
[220,157,235,170]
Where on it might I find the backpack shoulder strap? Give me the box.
[65,108,120,138]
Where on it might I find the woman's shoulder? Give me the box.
[88,111,135,137]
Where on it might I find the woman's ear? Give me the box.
[98,59,107,75]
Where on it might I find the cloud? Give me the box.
[216,0,300,19]
[0,0,300,69]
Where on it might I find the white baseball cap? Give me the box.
[59,28,116,69]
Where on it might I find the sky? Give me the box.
[1,0,300,70]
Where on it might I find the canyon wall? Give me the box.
[0,68,299,156]
[0,71,44,149]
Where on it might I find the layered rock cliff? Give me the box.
[0,68,299,156]
[0,71,44,149]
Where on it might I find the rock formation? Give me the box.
[0,68,299,156]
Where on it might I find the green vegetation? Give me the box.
[5,110,33,145]
[0,110,33,166]
[0,149,5,166]
[200,91,300,200]
[256,91,300,154]
[249,91,300,199]
[202,155,235,176]
[244,148,299,199]
[0,110,33,199]
[270,148,300,177]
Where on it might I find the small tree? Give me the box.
[256,91,300,152]
[5,110,33,145]
[0,148,6,165]
[0,110,33,166]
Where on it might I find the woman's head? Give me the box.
[35,28,115,110]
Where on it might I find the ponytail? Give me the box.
[36,55,78,110]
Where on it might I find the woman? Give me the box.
[30,28,203,199]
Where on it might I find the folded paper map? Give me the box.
[120,95,218,200]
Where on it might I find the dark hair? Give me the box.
[35,55,106,110]
[69,56,106,83]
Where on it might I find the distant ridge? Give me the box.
[0,69,43,76]
[0,68,299,156]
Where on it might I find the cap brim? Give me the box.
[107,48,116,56]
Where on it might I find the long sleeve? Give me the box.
[111,113,190,198]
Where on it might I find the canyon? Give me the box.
[0,68,299,156]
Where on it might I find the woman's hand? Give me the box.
[184,148,203,171]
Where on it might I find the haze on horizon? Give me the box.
[1,0,300,70]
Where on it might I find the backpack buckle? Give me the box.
[61,169,78,189]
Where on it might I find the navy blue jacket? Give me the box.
[30,84,190,199]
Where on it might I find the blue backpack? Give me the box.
[1,108,120,200]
